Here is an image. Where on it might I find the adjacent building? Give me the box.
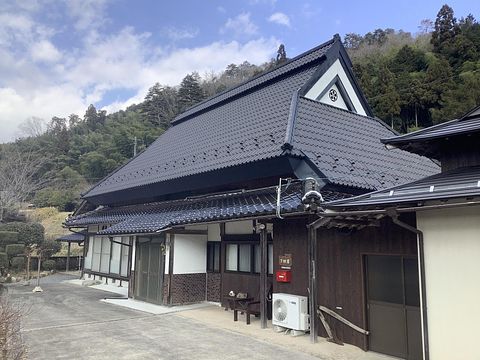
[325,106,480,360]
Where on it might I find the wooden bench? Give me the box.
[224,296,261,325]
[234,301,260,325]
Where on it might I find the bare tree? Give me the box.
[0,146,47,222]
[0,294,27,359]
[17,117,46,139]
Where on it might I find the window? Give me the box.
[100,237,111,273]
[92,236,101,272]
[226,242,273,274]
[254,244,274,275]
[207,242,220,272]
[90,236,121,275]
[110,237,121,274]
[226,244,238,271]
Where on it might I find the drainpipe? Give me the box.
[307,217,331,344]
[387,210,430,360]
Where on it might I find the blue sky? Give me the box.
[0,0,478,142]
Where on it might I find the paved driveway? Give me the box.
[7,274,320,360]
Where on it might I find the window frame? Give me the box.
[223,234,273,275]
[206,241,221,273]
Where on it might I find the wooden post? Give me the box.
[81,238,87,279]
[167,234,175,306]
[260,224,268,329]
[308,224,318,343]
[66,242,71,272]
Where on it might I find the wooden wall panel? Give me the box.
[316,215,417,350]
[272,218,309,297]
[269,215,417,351]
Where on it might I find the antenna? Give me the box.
[133,136,137,157]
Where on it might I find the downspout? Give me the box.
[307,217,331,344]
[387,210,430,360]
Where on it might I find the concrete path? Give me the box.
[7,274,321,360]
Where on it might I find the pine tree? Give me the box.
[177,72,205,112]
[373,64,401,129]
[142,83,178,128]
[431,5,457,55]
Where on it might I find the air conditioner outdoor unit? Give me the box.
[272,293,309,331]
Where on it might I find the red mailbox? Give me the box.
[276,270,291,283]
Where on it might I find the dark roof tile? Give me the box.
[67,184,349,234]
[326,166,480,208]
[292,97,439,190]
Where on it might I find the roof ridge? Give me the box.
[282,88,301,151]
[381,118,460,143]
[171,36,337,125]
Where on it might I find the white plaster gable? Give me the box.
[304,59,367,116]
[318,83,349,111]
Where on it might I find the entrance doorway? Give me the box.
[366,255,422,360]
[135,235,166,304]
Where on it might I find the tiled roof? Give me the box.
[82,35,438,201]
[292,98,439,190]
[67,184,348,235]
[56,232,85,243]
[382,105,480,146]
[171,38,335,124]
[83,52,325,199]
[325,166,480,209]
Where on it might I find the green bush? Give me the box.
[42,259,56,271]
[0,246,4,253]
[0,231,19,246]
[10,257,25,271]
[6,244,25,257]
[0,252,8,269]
[0,222,44,246]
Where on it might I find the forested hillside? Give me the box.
[0,4,478,214]
[346,4,480,131]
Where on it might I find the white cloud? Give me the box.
[0,13,278,143]
[268,12,291,27]
[163,26,199,41]
[65,0,110,31]
[31,39,62,62]
[103,37,279,113]
[221,12,258,36]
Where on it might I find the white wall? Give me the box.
[225,220,253,234]
[84,236,93,269]
[417,206,480,360]
[131,236,136,271]
[173,234,208,274]
[304,59,367,116]
[208,224,221,241]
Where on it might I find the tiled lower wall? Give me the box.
[159,272,221,305]
[169,273,206,305]
[206,273,221,302]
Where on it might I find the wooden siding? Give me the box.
[316,215,417,350]
[271,216,417,351]
[272,218,310,297]
[439,137,480,171]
